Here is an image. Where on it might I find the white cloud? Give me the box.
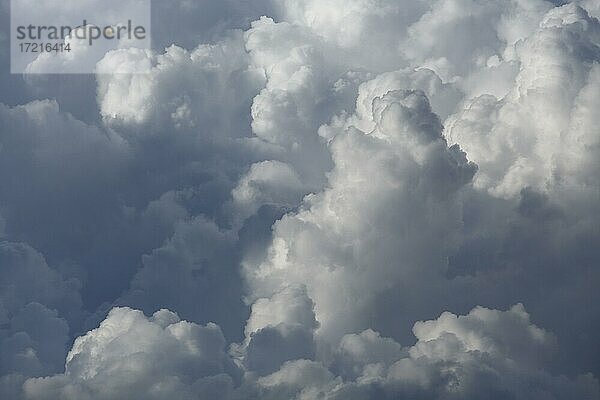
[229,161,308,228]
[240,286,318,375]
[25,304,597,400]
[243,88,476,344]
[249,304,597,400]
[1,0,600,398]
[97,33,263,131]
[446,3,600,198]
[23,307,240,400]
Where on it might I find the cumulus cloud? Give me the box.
[120,216,246,340]
[22,304,599,400]
[1,0,600,398]
[438,4,600,377]
[244,304,597,400]
[446,3,600,198]
[239,285,319,375]
[23,307,240,400]
[243,88,476,344]
[228,160,308,228]
[0,242,80,380]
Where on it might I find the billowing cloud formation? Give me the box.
[447,3,600,197]
[23,308,240,400]
[1,0,600,399]
[243,88,477,344]
[22,304,599,399]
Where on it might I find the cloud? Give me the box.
[0,303,69,377]
[23,307,240,400]
[0,242,82,324]
[446,3,600,198]
[0,242,81,379]
[119,216,247,340]
[229,160,308,228]
[248,304,597,400]
[1,0,600,398]
[240,285,318,375]
[268,0,426,71]
[438,7,600,375]
[243,88,476,344]
[401,0,554,80]
[24,304,598,399]
[97,33,263,131]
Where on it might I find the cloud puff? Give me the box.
[97,34,262,131]
[446,3,600,198]
[23,307,240,400]
[240,285,319,375]
[401,0,553,80]
[229,160,308,228]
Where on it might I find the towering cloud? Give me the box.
[0,0,599,399]
[243,88,477,345]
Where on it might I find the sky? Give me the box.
[1,0,600,399]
